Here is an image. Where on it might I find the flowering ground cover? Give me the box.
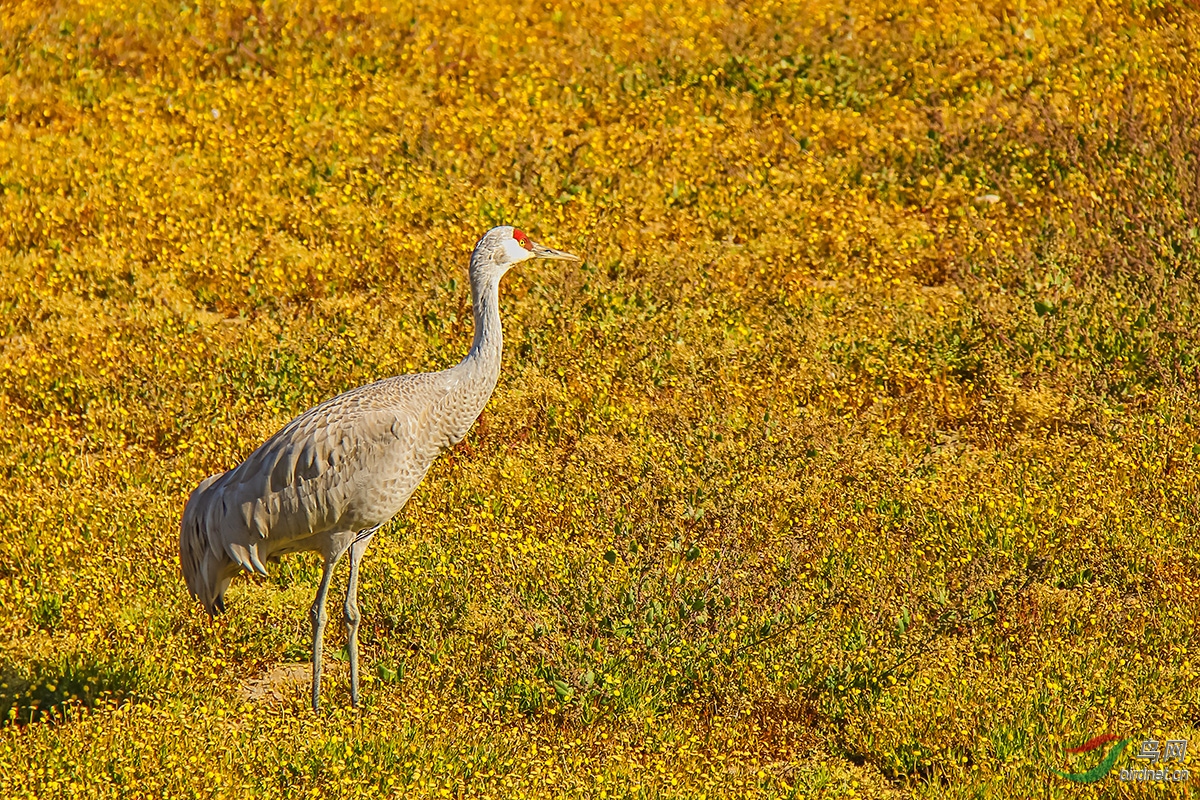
[0,0,1197,796]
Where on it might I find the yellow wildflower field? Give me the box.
[1,0,1198,796]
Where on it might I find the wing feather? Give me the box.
[205,372,450,563]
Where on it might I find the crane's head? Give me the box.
[470,225,580,284]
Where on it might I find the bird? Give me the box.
[179,226,579,710]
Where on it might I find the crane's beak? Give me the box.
[530,241,581,261]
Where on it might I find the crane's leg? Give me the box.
[344,532,375,708]
[310,552,341,712]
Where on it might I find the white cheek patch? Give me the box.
[500,237,532,263]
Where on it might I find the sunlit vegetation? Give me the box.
[1,0,1198,796]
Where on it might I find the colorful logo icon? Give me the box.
[1049,735,1191,784]
[1047,735,1131,783]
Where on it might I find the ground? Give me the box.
[0,0,1198,797]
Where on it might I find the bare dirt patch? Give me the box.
[240,662,346,705]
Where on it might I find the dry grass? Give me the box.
[0,0,1198,796]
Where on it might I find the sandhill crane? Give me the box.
[179,226,579,710]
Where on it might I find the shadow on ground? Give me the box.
[0,655,144,726]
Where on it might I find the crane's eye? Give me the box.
[512,229,530,249]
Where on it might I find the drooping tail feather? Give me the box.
[179,473,233,615]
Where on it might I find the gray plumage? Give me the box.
[179,226,579,709]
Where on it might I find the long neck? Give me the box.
[459,272,503,379]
